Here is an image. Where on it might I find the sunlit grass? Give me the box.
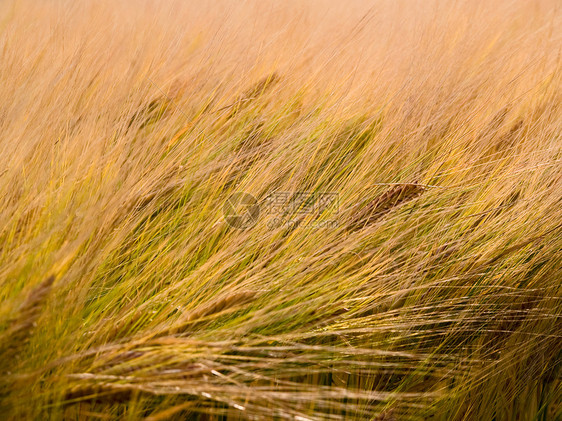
[0,1,561,419]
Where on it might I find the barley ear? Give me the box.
[0,275,55,371]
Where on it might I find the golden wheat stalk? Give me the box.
[348,183,426,231]
[162,290,257,335]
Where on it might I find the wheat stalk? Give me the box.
[348,183,426,231]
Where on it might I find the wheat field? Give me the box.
[0,1,561,420]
